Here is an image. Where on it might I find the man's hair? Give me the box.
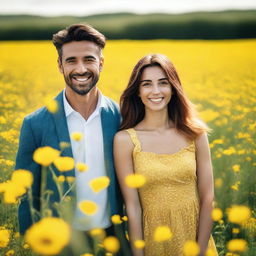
[52,24,106,58]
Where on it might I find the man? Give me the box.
[16,24,129,255]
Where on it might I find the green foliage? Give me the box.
[0,10,256,40]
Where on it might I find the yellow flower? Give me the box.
[0,228,10,248]
[232,165,240,173]
[89,176,110,193]
[71,132,83,141]
[154,226,172,242]
[14,232,20,238]
[59,142,70,150]
[11,169,33,188]
[125,174,146,188]
[227,205,251,224]
[57,175,65,183]
[45,98,58,113]
[80,254,94,256]
[5,249,15,256]
[76,162,88,172]
[54,156,75,171]
[103,236,120,253]
[232,228,240,234]
[230,181,240,191]
[212,208,223,221]
[33,146,60,166]
[134,240,145,249]
[23,243,30,249]
[89,228,106,238]
[25,217,70,255]
[205,248,215,256]
[66,176,75,183]
[122,216,128,221]
[241,217,256,237]
[111,215,122,224]
[79,200,98,215]
[1,181,26,204]
[215,178,223,188]
[183,240,200,256]
[223,147,236,155]
[227,239,247,252]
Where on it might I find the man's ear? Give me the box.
[99,56,104,72]
[58,58,63,74]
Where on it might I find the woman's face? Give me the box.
[139,65,172,112]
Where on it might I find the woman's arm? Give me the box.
[195,132,214,256]
[114,131,144,256]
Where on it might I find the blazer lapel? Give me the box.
[53,91,75,177]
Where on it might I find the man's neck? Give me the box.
[65,86,99,120]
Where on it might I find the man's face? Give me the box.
[58,41,103,95]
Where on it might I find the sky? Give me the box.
[1,0,256,16]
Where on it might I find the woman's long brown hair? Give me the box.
[120,54,209,140]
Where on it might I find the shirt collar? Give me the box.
[63,88,106,118]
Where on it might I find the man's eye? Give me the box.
[67,60,75,63]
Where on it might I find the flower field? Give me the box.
[0,39,255,255]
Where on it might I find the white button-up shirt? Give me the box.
[63,89,111,231]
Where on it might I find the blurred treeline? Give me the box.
[0,10,256,40]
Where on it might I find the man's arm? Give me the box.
[15,117,41,234]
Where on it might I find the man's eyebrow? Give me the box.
[65,56,76,62]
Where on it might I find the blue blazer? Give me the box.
[15,91,123,234]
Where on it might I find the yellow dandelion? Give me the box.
[0,228,10,248]
[57,175,65,183]
[227,239,247,252]
[122,216,128,221]
[125,174,146,188]
[59,142,70,150]
[5,249,15,256]
[183,240,200,256]
[14,232,20,238]
[223,147,236,155]
[134,240,145,249]
[227,205,251,224]
[103,236,120,253]
[79,200,98,215]
[80,254,94,256]
[154,226,172,242]
[66,176,75,183]
[230,181,240,191]
[111,215,122,224]
[33,146,60,166]
[25,217,70,255]
[89,228,106,238]
[215,178,223,188]
[212,208,223,221]
[76,162,88,172]
[205,248,215,256]
[11,169,33,188]
[232,228,240,234]
[23,243,30,249]
[71,132,83,141]
[54,156,75,172]
[232,165,240,173]
[45,98,58,114]
[89,176,110,193]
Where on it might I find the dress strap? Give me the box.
[126,128,141,152]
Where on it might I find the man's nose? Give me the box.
[76,63,87,74]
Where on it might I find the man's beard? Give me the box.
[64,72,99,96]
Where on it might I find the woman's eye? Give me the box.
[142,83,151,87]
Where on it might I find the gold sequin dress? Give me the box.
[126,128,218,256]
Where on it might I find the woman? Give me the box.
[113,54,218,256]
